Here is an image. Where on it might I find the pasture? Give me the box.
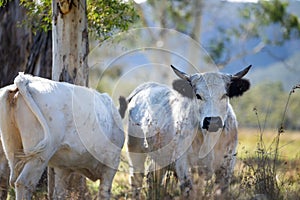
[107,128,300,199]
[5,129,300,199]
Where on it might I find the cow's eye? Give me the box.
[221,93,228,100]
[196,94,203,100]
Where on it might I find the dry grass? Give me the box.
[6,127,300,199]
[238,128,300,159]
[108,128,300,200]
[233,128,300,200]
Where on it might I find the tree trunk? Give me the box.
[0,0,31,87]
[25,30,52,79]
[50,0,89,199]
[52,0,89,85]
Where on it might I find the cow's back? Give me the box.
[127,83,198,167]
[1,75,124,179]
[15,76,124,147]
[22,79,125,171]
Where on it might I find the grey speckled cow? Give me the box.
[120,65,251,198]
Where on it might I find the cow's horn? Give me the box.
[170,65,191,82]
[232,65,252,79]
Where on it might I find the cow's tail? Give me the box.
[14,73,51,159]
[118,96,128,119]
[118,84,147,118]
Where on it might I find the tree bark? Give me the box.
[50,0,90,199]
[0,0,31,87]
[52,0,89,86]
[25,30,52,79]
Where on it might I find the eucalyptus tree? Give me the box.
[0,0,138,198]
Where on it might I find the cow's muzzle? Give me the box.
[202,117,223,132]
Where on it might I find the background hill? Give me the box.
[202,0,300,83]
[248,51,300,90]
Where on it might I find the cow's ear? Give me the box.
[227,78,250,98]
[172,79,194,99]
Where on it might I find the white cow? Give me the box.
[0,73,124,200]
[120,65,251,198]
[0,139,9,200]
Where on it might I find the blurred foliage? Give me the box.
[1,0,139,40]
[0,0,7,7]
[94,66,122,94]
[208,0,300,65]
[146,0,201,38]
[231,82,300,130]
[87,0,139,41]
[239,0,300,43]
[19,0,52,33]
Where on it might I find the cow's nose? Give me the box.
[202,117,223,132]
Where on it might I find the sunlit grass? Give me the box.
[7,128,300,199]
[108,128,300,199]
[234,128,300,200]
[238,128,300,159]
[111,171,131,199]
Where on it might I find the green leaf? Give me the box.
[13,0,139,40]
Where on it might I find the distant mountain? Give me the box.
[246,51,300,90]
[91,0,300,90]
[201,0,300,74]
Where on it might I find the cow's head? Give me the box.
[171,65,251,134]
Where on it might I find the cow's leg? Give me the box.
[48,167,91,200]
[14,155,49,200]
[175,156,193,198]
[127,132,147,199]
[214,166,233,200]
[146,164,168,200]
[212,148,236,200]
[215,154,236,193]
[214,141,237,196]
[97,165,116,200]
[0,117,23,187]
[0,140,9,200]
[50,168,72,200]
[127,150,146,199]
